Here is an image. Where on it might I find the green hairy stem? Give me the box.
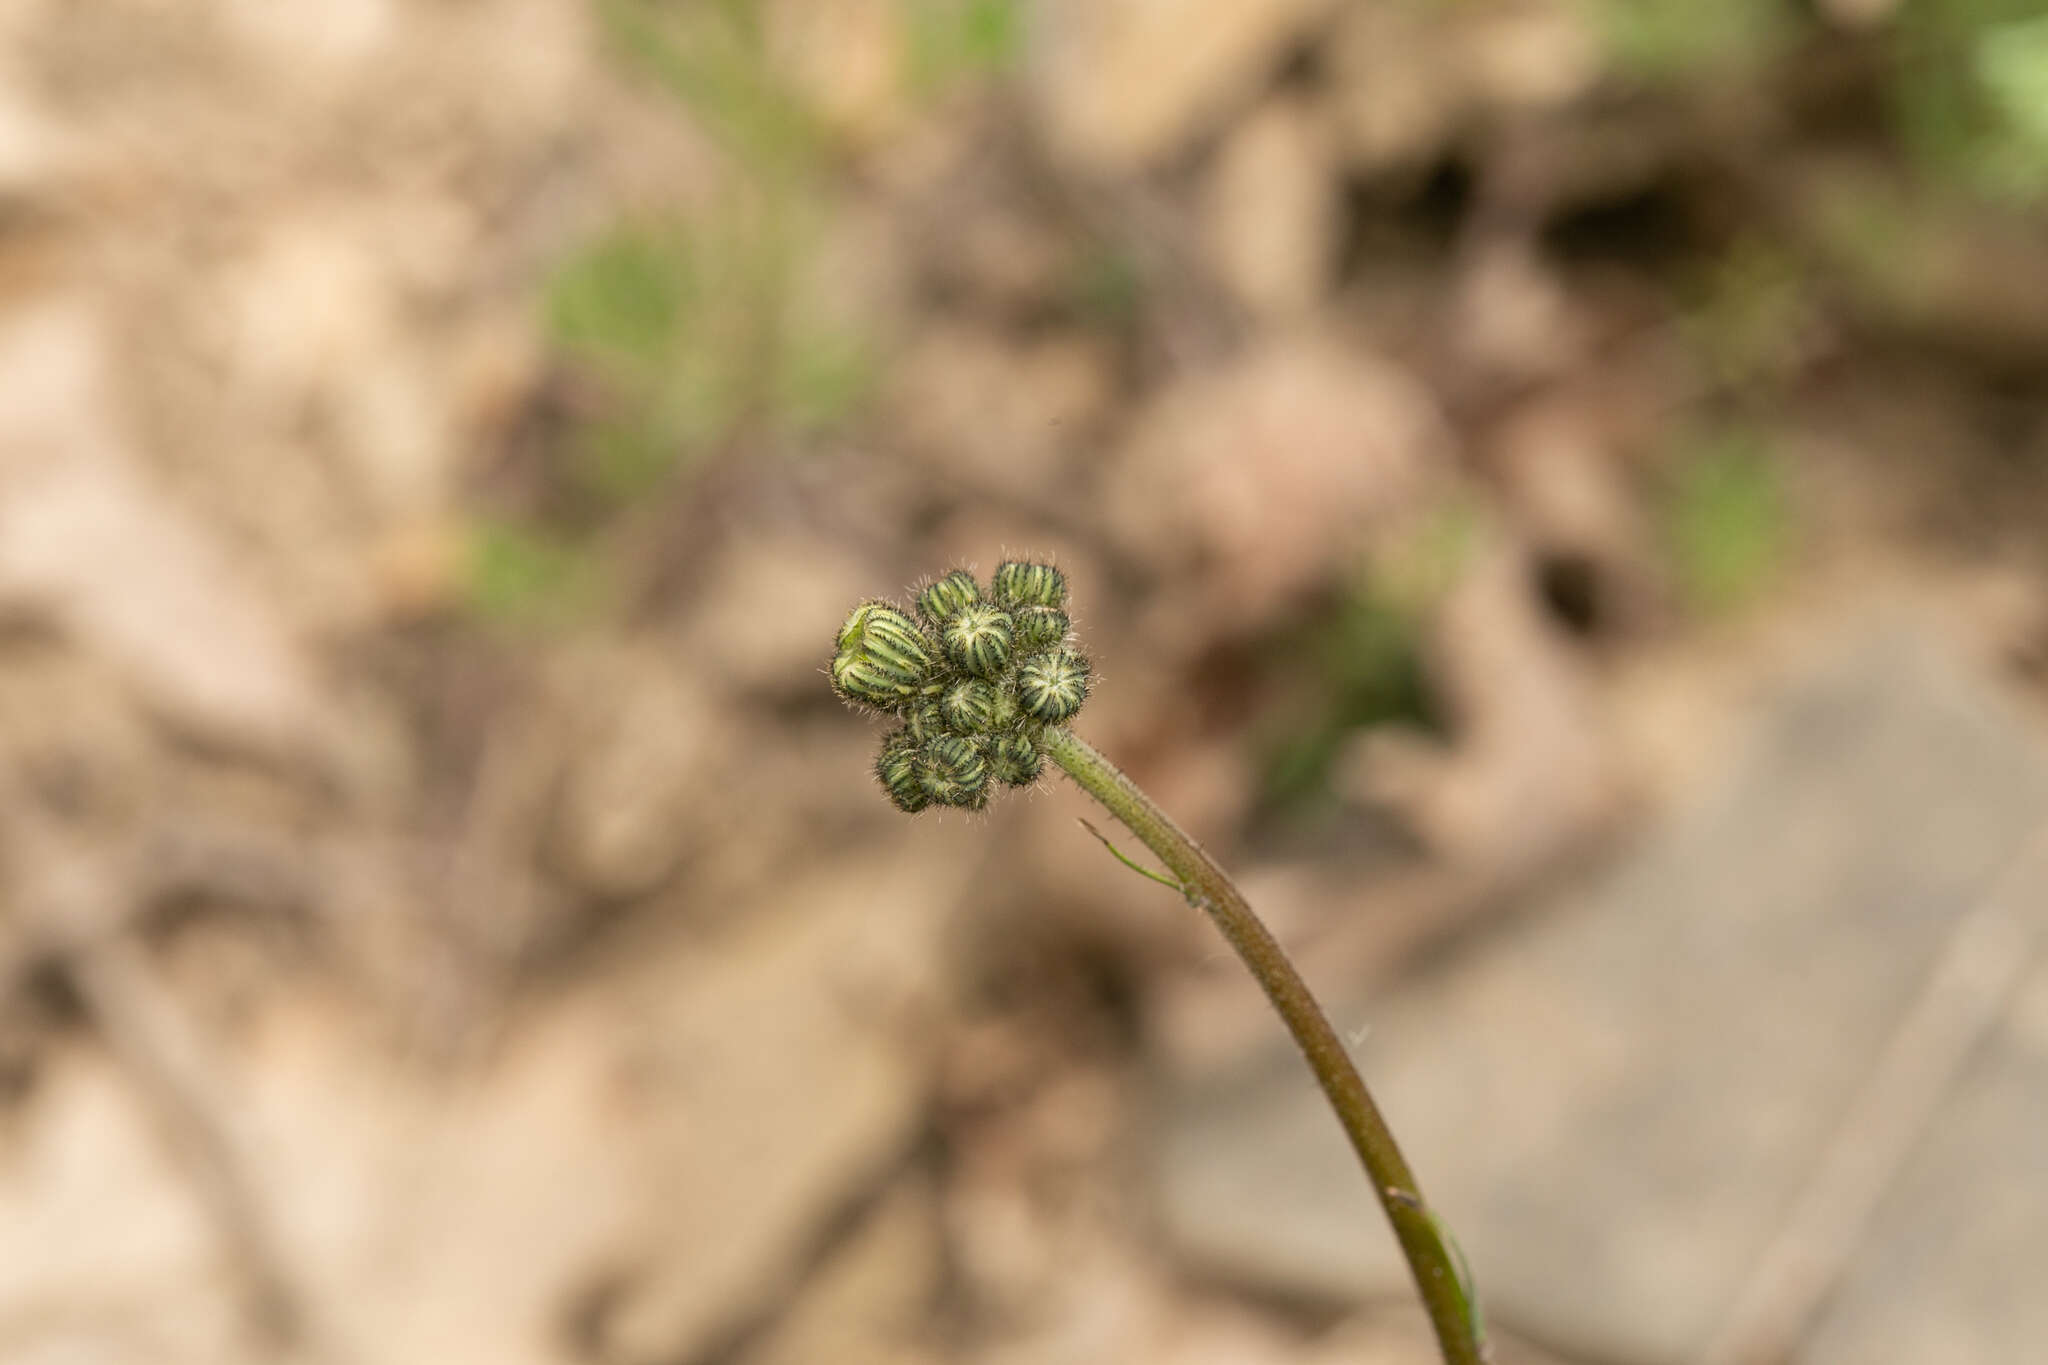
[1041,728,1488,1365]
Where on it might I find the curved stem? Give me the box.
[1042,727,1488,1365]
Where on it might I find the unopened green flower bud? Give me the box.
[875,729,928,812]
[992,731,1043,786]
[991,560,1067,611]
[941,678,1003,733]
[836,600,891,653]
[920,734,990,809]
[989,685,1022,731]
[917,569,981,627]
[832,652,915,710]
[861,606,937,680]
[943,603,1014,679]
[833,601,938,709]
[1012,605,1069,652]
[1017,646,1089,723]
[904,698,946,742]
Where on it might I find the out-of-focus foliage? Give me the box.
[905,0,1023,95]
[604,0,824,177]
[1969,13,2048,194]
[1683,238,1816,391]
[1259,590,1435,819]
[1595,0,2048,198]
[1595,0,1789,78]
[1663,430,1787,615]
[1065,242,1147,330]
[1899,0,2048,197]
[469,0,905,622]
[1257,508,1475,821]
[468,520,605,626]
[470,0,1029,625]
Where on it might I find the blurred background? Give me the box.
[2,1,2047,1362]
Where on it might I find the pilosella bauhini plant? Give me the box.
[832,560,1488,1365]
[832,563,1085,811]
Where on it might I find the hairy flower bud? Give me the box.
[875,729,928,812]
[904,698,946,742]
[943,603,1014,679]
[1017,646,1090,723]
[860,607,937,681]
[835,600,889,653]
[989,684,1022,731]
[919,734,990,809]
[991,560,1067,611]
[833,601,938,708]
[941,678,1003,733]
[917,569,981,627]
[991,731,1043,786]
[832,653,912,710]
[1012,605,1069,652]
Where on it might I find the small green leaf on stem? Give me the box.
[1390,1189,1489,1352]
[1077,818,1186,896]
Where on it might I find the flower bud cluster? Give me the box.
[833,560,1090,812]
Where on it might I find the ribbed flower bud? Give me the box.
[991,560,1067,611]
[860,607,937,680]
[835,600,890,653]
[917,569,981,627]
[989,685,1022,732]
[833,601,939,709]
[943,603,1014,679]
[831,654,910,710]
[919,734,991,809]
[1016,646,1090,723]
[991,731,1043,786]
[875,729,928,812]
[1011,605,1069,652]
[904,698,946,742]
[941,678,1003,733]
